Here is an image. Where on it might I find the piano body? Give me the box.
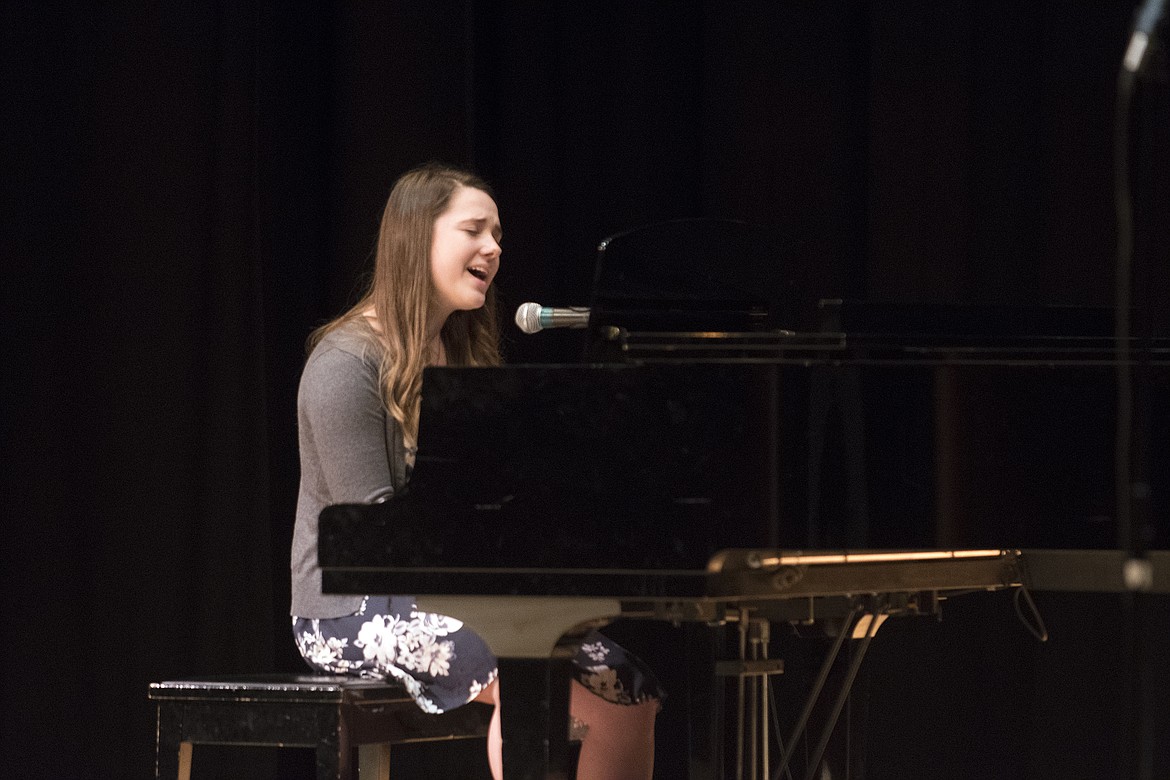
[318,219,1170,779]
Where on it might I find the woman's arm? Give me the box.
[298,344,397,505]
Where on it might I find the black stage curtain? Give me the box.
[4,3,281,777]
[2,2,1166,778]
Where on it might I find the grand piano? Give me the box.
[318,219,1169,779]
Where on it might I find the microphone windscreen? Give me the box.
[515,302,543,334]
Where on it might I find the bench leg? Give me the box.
[358,744,391,780]
[155,704,191,780]
[178,742,192,780]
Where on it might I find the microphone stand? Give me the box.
[1113,4,1166,778]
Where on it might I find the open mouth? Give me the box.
[467,267,488,281]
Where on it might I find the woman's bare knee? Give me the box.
[472,678,499,705]
[569,680,657,780]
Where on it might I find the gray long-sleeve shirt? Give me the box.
[290,321,409,617]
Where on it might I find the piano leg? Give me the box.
[685,623,724,779]
[498,655,577,780]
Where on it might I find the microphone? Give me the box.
[514,302,591,334]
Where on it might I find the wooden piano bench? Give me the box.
[148,674,492,780]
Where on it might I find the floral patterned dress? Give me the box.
[294,595,663,713]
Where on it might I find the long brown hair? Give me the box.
[310,163,502,448]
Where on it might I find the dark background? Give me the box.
[3,1,1169,778]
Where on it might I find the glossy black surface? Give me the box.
[587,218,792,333]
[149,674,414,702]
[320,363,780,595]
[320,339,1170,598]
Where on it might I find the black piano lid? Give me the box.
[585,218,794,332]
[581,219,1170,363]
